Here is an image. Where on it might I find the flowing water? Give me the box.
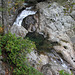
[46,50,68,68]
[13,4,36,26]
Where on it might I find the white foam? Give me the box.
[13,8,36,26]
[62,63,67,68]
[60,58,68,68]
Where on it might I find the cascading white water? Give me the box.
[47,50,68,69]
[13,6,36,26]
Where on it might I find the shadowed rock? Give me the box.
[22,15,37,31]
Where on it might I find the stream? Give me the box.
[13,3,36,26]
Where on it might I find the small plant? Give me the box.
[0,32,43,75]
[59,70,73,75]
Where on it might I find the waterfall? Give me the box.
[13,6,36,26]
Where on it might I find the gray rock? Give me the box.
[0,70,5,75]
[71,11,75,20]
[36,2,75,68]
[10,25,28,37]
[41,64,53,75]
[71,36,75,44]
[27,50,49,70]
[41,62,71,75]
[22,15,37,31]
[0,56,3,60]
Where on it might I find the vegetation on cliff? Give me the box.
[0,32,43,75]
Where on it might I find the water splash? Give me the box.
[13,7,36,26]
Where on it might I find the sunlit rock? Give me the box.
[10,25,28,37]
[36,2,75,68]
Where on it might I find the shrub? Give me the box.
[0,32,43,75]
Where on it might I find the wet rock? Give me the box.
[36,2,75,68]
[22,15,37,31]
[10,25,28,37]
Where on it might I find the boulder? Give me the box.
[41,63,71,75]
[22,15,37,32]
[10,25,28,37]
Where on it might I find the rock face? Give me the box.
[27,49,72,75]
[36,2,75,68]
[10,1,75,74]
[2,0,75,74]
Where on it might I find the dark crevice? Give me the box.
[63,46,68,49]
[25,0,46,4]
[25,32,54,51]
[25,32,61,52]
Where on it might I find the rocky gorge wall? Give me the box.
[1,0,75,75]
[10,0,75,75]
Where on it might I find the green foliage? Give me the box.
[0,32,43,75]
[59,70,73,75]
